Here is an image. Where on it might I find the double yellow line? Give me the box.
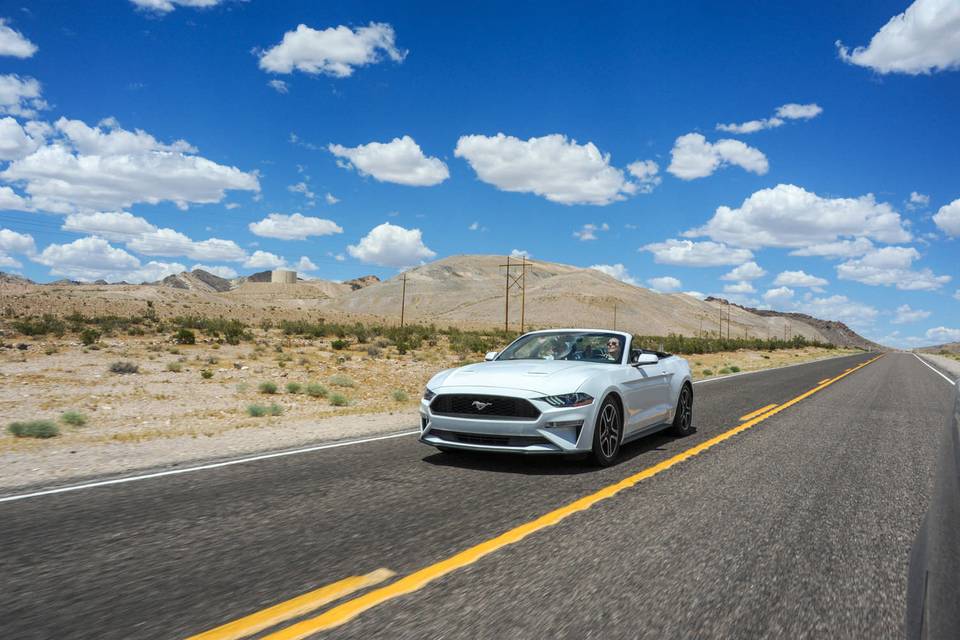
[188,353,884,639]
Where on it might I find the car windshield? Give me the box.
[496,332,625,364]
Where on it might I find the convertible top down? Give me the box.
[419,329,694,465]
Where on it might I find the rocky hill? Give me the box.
[915,342,960,355]
[0,272,34,285]
[159,269,233,293]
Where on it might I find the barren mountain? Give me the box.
[915,342,960,354]
[0,257,880,348]
[319,255,871,345]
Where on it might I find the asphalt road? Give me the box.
[0,352,953,639]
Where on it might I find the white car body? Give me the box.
[419,329,692,458]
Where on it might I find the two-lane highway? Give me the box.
[0,352,952,639]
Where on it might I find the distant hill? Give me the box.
[915,342,960,355]
[705,297,883,351]
[158,269,233,293]
[0,271,34,285]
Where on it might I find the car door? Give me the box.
[618,360,671,435]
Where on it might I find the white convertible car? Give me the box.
[419,329,693,465]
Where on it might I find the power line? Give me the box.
[498,255,531,333]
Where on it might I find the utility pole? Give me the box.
[399,272,407,328]
[698,314,703,338]
[498,255,530,333]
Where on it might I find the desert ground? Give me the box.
[0,322,858,490]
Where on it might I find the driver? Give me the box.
[604,337,622,362]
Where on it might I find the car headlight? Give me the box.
[539,392,593,407]
[422,388,437,402]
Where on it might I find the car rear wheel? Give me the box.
[591,397,622,466]
[669,383,694,436]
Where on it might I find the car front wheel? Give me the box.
[669,383,694,436]
[591,397,622,466]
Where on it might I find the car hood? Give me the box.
[431,359,612,395]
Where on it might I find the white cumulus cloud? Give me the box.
[329,136,448,187]
[2,117,259,213]
[648,276,682,293]
[0,19,37,58]
[789,237,875,259]
[32,235,186,282]
[926,326,960,343]
[688,184,911,249]
[0,117,46,161]
[933,198,960,236]
[590,263,638,286]
[626,159,661,193]
[249,213,342,240]
[723,281,756,294]
[0,74,47,118]
[667,133,768,180]
[294,256,317,272]
[128,228,247,262]
[836,246,951,291]
[837,0,960,75]
[131,0,226,13]
[62,211,157,242]
[642,239,753,267]
[455,133,637,205]
[243,250,286,269]
[268,79,289,94]
[717,103,822,133]
[573,222,609,241]
[773,270,829,289]
[510,249,531,259]
[0,227,35,265]
[892,304,931,324]
[721,261,766,281]
[258,23,405,77]
[763,286,795,307]
[347,222,435,268]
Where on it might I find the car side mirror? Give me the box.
[485,351,499,361]
[632,352,659,366]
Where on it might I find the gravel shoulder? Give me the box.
[917,352,960,380]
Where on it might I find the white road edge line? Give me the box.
[0,352,872,504]
[913,353,957,386]
[0,430,420,504]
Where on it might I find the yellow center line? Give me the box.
[187,568,395,640]
[739,403,778,422]
[818,378,831,385]
[246,353,884,638]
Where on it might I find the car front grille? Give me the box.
[430,394,541,420]
[428,429,548,447]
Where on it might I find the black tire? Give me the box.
[669,383,694,436]
[590,396,623,466]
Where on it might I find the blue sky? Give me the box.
[0,0,957,347]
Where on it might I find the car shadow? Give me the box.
[421,431,682,476]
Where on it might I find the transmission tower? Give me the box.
[499,255,531,333]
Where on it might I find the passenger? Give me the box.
[605,337,622,362]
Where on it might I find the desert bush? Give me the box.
[247,404,268,417]
[44,345,58,355]
[166,362,182,373]
[60,411,87,427]
[109,361,139,374]
[331,339,349,350]
[718,367,731,375]
[200,369,213,379]
[260,319,274,331]
[258,381,278,394]
[366,345,381,358]
[268,402,283,416]
[329,393,349,406]
[305,383,328,398]
[80,328,101,345]
[286,382,302,394]
[631,333,833,355]
[702,369,714,376]
[175,328,196,345]
[392,389,409,402]
[330,374,355,388]
[8,420,59,438]
[729,365,741,373]
[13,314,66,337]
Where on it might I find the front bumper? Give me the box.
[418,390,595,454]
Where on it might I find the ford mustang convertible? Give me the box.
[419,329,693,465]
